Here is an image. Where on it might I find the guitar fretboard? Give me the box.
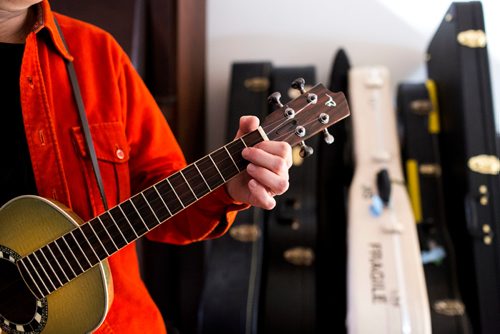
[17,130,265,299]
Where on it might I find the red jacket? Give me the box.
[21,1,243,332]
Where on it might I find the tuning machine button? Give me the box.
[318,113,335,144]
[299,141,314,158]
[268,92,284,108]
[323,129,334,144]
[291,77,306,94]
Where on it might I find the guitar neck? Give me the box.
[17,82,351,300]
[18,129,266,298]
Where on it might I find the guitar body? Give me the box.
[0,196,112,334]
[346,67,431,334]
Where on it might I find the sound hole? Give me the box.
[0,257,37,324]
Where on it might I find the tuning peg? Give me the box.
[291,78,306,94]
[268,92,284,108]
[323,129,335,144]
[299,141,314,158]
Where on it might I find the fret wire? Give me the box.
[37,249,63,287]
[212,148,239,181]
[226,140,248,171]
[140,192,161,224]
[242,130,263,147]
[18,129,267,294]
[47,243,76,283]
[153,185,172,216]
[31,253,56,291]
[19,259,45,297]
[182,165,211,200]
[79,224,106,261]
[88,221,111,257]
[54,241,78,277]
[117,204,140,238]
[99,214,128,247]
[180,170,198,199]
[97,217,119,251]
[120,201,149,235]
[224,145,241,172]
[194,162,211,191]
[26,256,50,295]
[167,178,185,208]
[62,236,85,272]
[69,232,92,267]
[129,199,151,231]
[208,154,226,182]
[142,188,171,222]
[105,212,130,245]
[196,157,224,190]
[170,173,196,206]
[46,244,70,282]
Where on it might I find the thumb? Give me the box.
[234,115,260,139]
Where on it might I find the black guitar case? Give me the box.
[397,81,472,334]
[260,66,318,334]
[426,2,500,333]
[198,62,272,334]
[316,48,353,333]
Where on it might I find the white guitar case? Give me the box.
[346,66,431,334]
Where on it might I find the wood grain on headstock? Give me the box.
[261,84,350,147]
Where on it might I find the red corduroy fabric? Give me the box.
[20,1,244,332]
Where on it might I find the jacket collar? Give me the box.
[32,0,73,61]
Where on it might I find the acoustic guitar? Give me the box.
[0,79,349,334]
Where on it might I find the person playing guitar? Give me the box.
[0,1,292,333]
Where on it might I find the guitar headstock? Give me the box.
[261,78,350,157]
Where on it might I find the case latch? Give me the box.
[457,30,487,48]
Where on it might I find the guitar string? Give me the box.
[30,99,335,289]
[27,135,260,287]
[90,110,325,247]
[71,112,321,256]
[260,99,315,136]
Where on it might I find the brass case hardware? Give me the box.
[468,155,500,175]
[244,77,270,92]
[419,164,441,176]
[292,146,304,166]
[283,247,315,266]
[433,299,465,316]
[229,224,261,242]
[457,30,487,48]
[410,99,433,115]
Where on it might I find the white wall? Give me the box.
[206,0,500,151]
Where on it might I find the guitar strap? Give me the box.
[53,18,109,211]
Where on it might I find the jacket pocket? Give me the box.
[71,122,131,213]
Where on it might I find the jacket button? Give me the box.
[116,148,125,160]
